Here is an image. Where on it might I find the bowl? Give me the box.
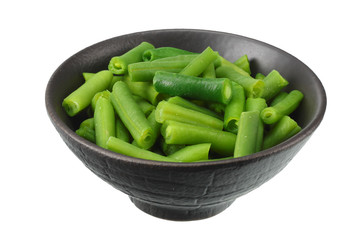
[45,29,326,221]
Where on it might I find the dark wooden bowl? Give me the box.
[45,29,326,221]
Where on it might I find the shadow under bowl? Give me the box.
[45,29,326,221]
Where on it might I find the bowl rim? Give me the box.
[45,28,327,168]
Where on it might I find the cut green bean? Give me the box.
[142,47,196,61]
[168,143,211,162]
[91,90,111,112]
[234,111,260,157]
[152,54,198,63]
[255,73,265,80]
[207,102,226,115]
[161,120,236,156]
[82,72,94,81]
[115,116,131,143]
[106,136,178,162]
[261,70,289,100]
[245,98,267,152]
[94,96,116,149]
[155,101,224,130]
[201,62,216,78]
[82,72,123,91]
[233,54,251,75]
[79,117,95,130]
[62,70,113,116]
[128,60,190,82]
[108,42,154,75]
[216,65,264,98]
[261,90,304,124]
[76,126,96,143]
[214,56,250,77]
[132,95,155,117]
[167,96,221,120]
[110,81,154,149]
[224,83,246,133]
[153,71,233,104]
[263,116,301,149]
[179,47,218,76]
[160,139,186,156]
[123,75,164,105]
[270,92,288,106]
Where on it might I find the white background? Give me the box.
[1,0,359,239]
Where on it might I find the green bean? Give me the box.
[132,95,155,117]
[224,83,246,133]
[261,90,304,124]
[160,139,186,156]
[152,54,198,62]
[82,72,123,91]
[79,117,95,129]
[110,81,154,149]
[161,120,236,156]
[94,96,116,149]
[108,42,154,75]
[115,116,131,143]
[263,116,301,149]
[261,70,289,100]
[234,111,260,157]
[207,102,225,115]
[270,92,288,106]
[167,96,221,120]
[245,98,267,152]
[255,73,265,80]
[144,109,161,148]
[128,60,190,82]
[123,75,164,105]
[155,101,224,130]
[153,71,233,104]
[106,136,178,162]
[76,126,96,143]
[201,62,216,78]
[91,90,111,112]
[214,56,250,77]
[233,54,251,75]
[142,47,196,61]
[179,47,218,76]
[62,70,113,116]
[82,72,94,81]
[215,65,264,98]
[168,143,211,162]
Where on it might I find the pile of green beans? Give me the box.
[64,42,304,162]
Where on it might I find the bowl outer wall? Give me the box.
[45,29,326,208]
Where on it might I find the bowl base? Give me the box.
[130,197,235,221]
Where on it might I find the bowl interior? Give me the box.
[46,29,326,161]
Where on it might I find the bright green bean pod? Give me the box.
[261,70,289,100]
[79,118,95,129]
[255,73,265,80]
[161,120,236,156]
[233,54,251,75]
[110,81,154,149]
[214,56,250,77]
[224,83,246,133]
[201,62,216,78]
[82,72,94,81]
[62,70,113,117]
[106,136,178,162]
[94,97,116,149]
[263,116,301,149]
[179,47,219,76]
[132,95,155,117]
[153,54,198,63]
[168,143,211,162]
[261,90,304,125]
[270,92,288,106]
[234,111,260,157]
[82,72,123,91]
[115,116,131,143]
[108,42,154,75]
[155,101,224,130]
[215,65,264,98]
[123,75,164,105]
[142,47,196,61]
[76,126,96,143]
[245,98,267,152]
[128,60,190,82]
[167,96,221,120]
[153,71,233,104]
[91,90,111,112]
[160,139,186,156]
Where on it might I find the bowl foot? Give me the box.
[130,197,235,221]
